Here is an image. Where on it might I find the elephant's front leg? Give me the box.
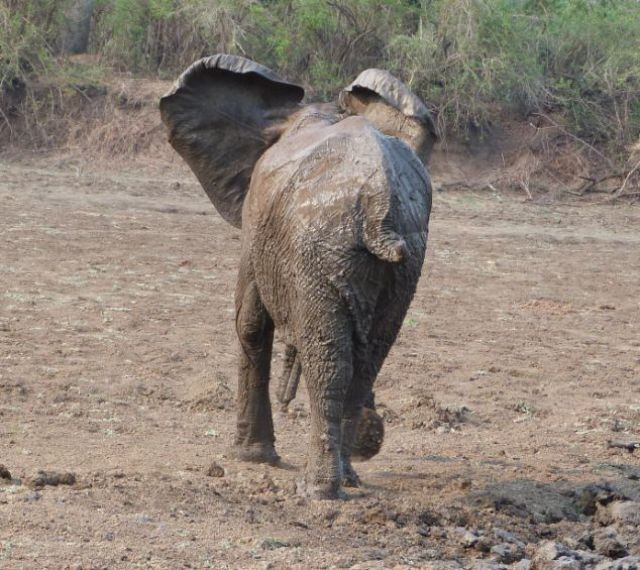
[233,277,279,465]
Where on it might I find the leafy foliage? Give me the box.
[2,0,640,151]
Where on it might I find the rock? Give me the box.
[573,550,606,566]
[532,541,608,568]
[574,531,595,551]
[260,537,290,550]
[28,470,76,488]
[595,556,640,570]
[550,557,582,569]
[534,541,572,561]
[471,481,579,523]
[576,483,626,516]
[494,527,526,549]
[461,529,480,548]
[592,527,628,559]
[419,563,464,570]
[515,561,532,570]
[471,562,508,570]
[475,536,493,553]
[600,501,640,526]
[0,464,11,480]
[491,543,525,564]
[205,461,225,478]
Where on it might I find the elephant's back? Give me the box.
[250,115,430,237]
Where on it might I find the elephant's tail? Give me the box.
[359,175,408,264]
[363,229,408,263]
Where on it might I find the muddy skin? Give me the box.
[160,54,435,499]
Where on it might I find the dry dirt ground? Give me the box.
[1,154,639,569]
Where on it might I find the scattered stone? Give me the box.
[348,562,386,570]
[260,537,290,550]
[515,561,532,570]
[206,461,225,478]
[573,531,595,551]
[550,557,582,569]
[24,492,41,502]
[461,529,480,548]
[491,542,525,564]
[575,551,607,566]
[28,470,76,488]
[134,514,153,524]
[0,464,11,480]
[532,541,608,567]
[420,562,464,570]
[592,527,628,559]
[475,536,493,553]
[469,562,507,570]
[595,556,640,570]
[494,527,526,549]
[534,540,571,561]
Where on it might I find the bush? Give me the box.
[2,0,640,154]
[389,0,640,150]
[0,0,63,90]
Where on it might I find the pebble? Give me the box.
[491,543,525,564]
[28,470,76,488]
[595,556,640,570]
[534,541,572,561]
[205,461,225,478]
[493,527,525,549]
[0,464,11,480]
[461,529,480,548]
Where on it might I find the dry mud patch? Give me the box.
[1,156,639,569]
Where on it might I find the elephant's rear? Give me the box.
[249,115,431,346]
[283,116,432,267]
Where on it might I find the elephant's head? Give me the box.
[338,69,439,165]
[159,54,435,229]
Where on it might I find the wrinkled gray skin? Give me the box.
[160,54,436,499]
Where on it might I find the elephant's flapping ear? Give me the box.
[339,69,438,164]
[160,54,304,228]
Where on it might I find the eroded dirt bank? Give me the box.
[1,156,639,569]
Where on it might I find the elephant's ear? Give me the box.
[338,69,438,163]
[160,54,304,228]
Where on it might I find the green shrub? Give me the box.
[389,0,640,150]
[2,0,640,153]
[0,0,63,90]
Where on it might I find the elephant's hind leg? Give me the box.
[342,263,421,484]
[233,278,279,465]
[298,311,353,499]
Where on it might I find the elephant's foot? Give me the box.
[351,407,385,461]
[231,442,280,465]
[341,461,361,488]
[297,476,345,500]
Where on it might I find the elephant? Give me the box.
[160,54,436,499]
[276,341,384,461]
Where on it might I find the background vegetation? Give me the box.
[2,0,640,155]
